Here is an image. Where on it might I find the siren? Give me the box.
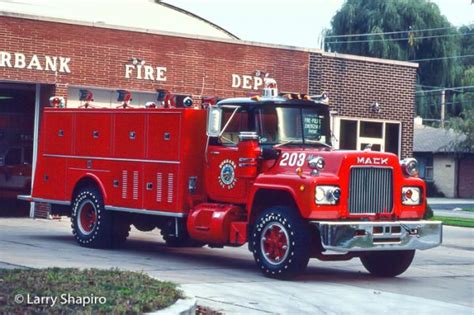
[49,96,65,108]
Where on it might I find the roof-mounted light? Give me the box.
[49,96,65,108]
[262,78,278,98]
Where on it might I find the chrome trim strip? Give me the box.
[105,206,185,218]
[313,220,442,252]
[43,154,180,165]
[24,196,71,206]
[17,194,32,202]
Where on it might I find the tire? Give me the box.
[71,187,130,249]
[360,250,415,277]
[251,206,311,279]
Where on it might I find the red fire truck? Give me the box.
[21,84,442,279]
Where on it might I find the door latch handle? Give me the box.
[210,151,220,155]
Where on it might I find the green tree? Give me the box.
[324,0,463,119]
[459,25,474,68]
[449,105,474,153]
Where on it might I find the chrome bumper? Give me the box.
[314,221,442,252]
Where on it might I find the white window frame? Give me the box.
[332,116,402,157]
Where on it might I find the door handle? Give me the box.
[210,151,220,155]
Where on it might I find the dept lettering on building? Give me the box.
[0,51,71,73]
[231,71,274,90]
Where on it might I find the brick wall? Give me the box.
[309,53,418,159]
[1,15,418,158]
[0,16,308,98]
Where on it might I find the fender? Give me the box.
[72,173,108,204]
[247,173,317,218]
[247,183,300,215]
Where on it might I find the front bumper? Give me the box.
[314,221,442,252]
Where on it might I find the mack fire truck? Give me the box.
[21,84,442,279]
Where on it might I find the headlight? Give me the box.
[401,158,418,177]
[315,185,341,205]
[402,187,421,205]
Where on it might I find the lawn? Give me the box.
[0,268,182,314]
[432,216,474,228]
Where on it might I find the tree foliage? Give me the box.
[324,0,469,120]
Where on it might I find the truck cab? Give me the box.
[196,85,442,278]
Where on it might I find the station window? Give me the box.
[336,118,401,156]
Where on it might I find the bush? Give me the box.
[426,182,445,197]
[424,204,434,219]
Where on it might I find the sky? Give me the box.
[164,0,474,49]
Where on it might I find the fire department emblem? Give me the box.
[218,159,237,189]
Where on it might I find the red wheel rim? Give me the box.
[78,201,97,235]
[261,222,290,265]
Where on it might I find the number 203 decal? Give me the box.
[279,152,306,167]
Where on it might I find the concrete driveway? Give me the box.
[0,218,472,314]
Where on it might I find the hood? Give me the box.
[268,147,401,177]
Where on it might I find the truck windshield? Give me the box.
[256,106,330,146]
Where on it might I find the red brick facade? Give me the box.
[309,53,417,158]
[0,16,307,97]
[1,15,418,158]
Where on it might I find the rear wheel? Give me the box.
[360,250,415,277]
[251,206,311,279]
[71,187,129,248]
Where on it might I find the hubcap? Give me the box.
[260,222,290,265]
[78,200,97,235]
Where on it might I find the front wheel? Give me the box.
[251,206,311,279]
[360,250,415,277]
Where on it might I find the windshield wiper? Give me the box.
[274,140,301,148]
[305,139,332,148]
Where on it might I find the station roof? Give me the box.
[0,0,238,40]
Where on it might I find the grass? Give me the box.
[461,208,474,212]
[432,216,474,228]
[0,268,182,314]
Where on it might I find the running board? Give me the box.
[17,195,71,205]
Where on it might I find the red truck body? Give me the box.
[33,108,207,214]
[24,88,442,278]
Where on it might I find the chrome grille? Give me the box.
[349,167,393,214]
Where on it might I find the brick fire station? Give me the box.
[0,1,418,200]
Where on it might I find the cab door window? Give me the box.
[219,108,251,146]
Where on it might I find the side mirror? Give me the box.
[207,106,222,137]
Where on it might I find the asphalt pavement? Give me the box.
[0,218,472,314]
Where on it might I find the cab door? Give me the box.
[206,107,257,204]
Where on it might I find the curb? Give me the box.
[150,296,197,315]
